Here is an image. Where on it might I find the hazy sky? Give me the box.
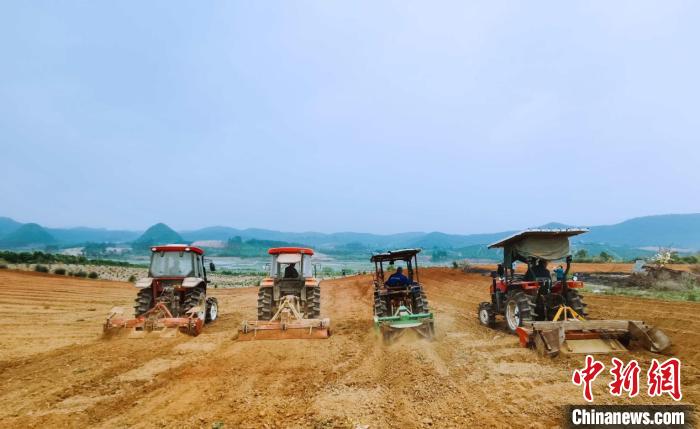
[1,1,699,234]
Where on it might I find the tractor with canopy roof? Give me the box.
[478,229,671,357]
[371,248,434,342]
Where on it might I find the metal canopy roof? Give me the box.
[488,228,589,249]
[370,248,421,263]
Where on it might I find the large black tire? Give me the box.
[257,288,273,321]
[419,290,430,313]
[184,286,207,321]
[566,290,588,317]
[478,302,496,328]
[412,288,430,314]
[134,287,153,317]
[205,297,218,323]
[305,287,321,318]
[374,294,388,317]
[504,292,535,334]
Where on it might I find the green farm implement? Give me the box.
[375,304,435,343]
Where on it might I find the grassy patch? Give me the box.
[583,286,700,302]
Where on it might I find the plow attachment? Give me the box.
[375,305,435,343]
[516,319,671,357]
[238,295,331,341]
[103,302,204,338]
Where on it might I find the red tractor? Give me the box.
[478,229,588,333]
[478,229,672,357]
[104,244,218,336]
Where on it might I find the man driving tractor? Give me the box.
[284,263,299,278]
[525,259,550,280]
[386,266,410,286]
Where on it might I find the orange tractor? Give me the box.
[238,247,330,340]
[104,245,218,337]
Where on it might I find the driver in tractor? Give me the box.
[385,266,410,287]
[525,259,550,280]
[284,263,299,278]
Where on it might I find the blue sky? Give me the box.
[1,1,698,234]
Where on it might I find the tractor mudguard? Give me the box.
[182,277,205,288]
[134,278,153,289]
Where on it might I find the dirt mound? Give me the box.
[0,268,698,428]
[614,265,699,292]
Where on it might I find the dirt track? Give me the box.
[0,268,698,428]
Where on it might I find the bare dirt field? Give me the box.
[0,268,698,428]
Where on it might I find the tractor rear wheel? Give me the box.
[305,287,321,318]
[257,288,273,321]
[412,289,430,314]
[566,290,588,317]
[419,290,430,313]
[478,302,496,328]
[184,286,207,321]
[505,292,534,334]
[134,287,153,317]
[374,294,388,317]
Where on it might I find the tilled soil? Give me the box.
[0,268,697,428]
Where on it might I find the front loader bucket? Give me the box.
[517,319,671,358]
[375,305,435,343]
[238,318,331,341]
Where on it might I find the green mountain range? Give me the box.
[1,214,699,260]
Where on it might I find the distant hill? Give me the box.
[580,214,700,250]
[0,217,23,237]
[133,223,184,247]
[0,223,56,248]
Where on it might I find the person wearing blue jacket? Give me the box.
[386,266,410,286]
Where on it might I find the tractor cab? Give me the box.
[268,247,314,280]
[371,249,427,317]
[148,245,210,281]
[488,229,587,305]
[371,248,420,290]
[371,249,434,342]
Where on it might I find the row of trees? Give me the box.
[574,249,615,262]
[0,250,138,267]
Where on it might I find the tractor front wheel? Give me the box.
[478,302,496,328]
[505,292,534,334]
[206,297,218,323]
